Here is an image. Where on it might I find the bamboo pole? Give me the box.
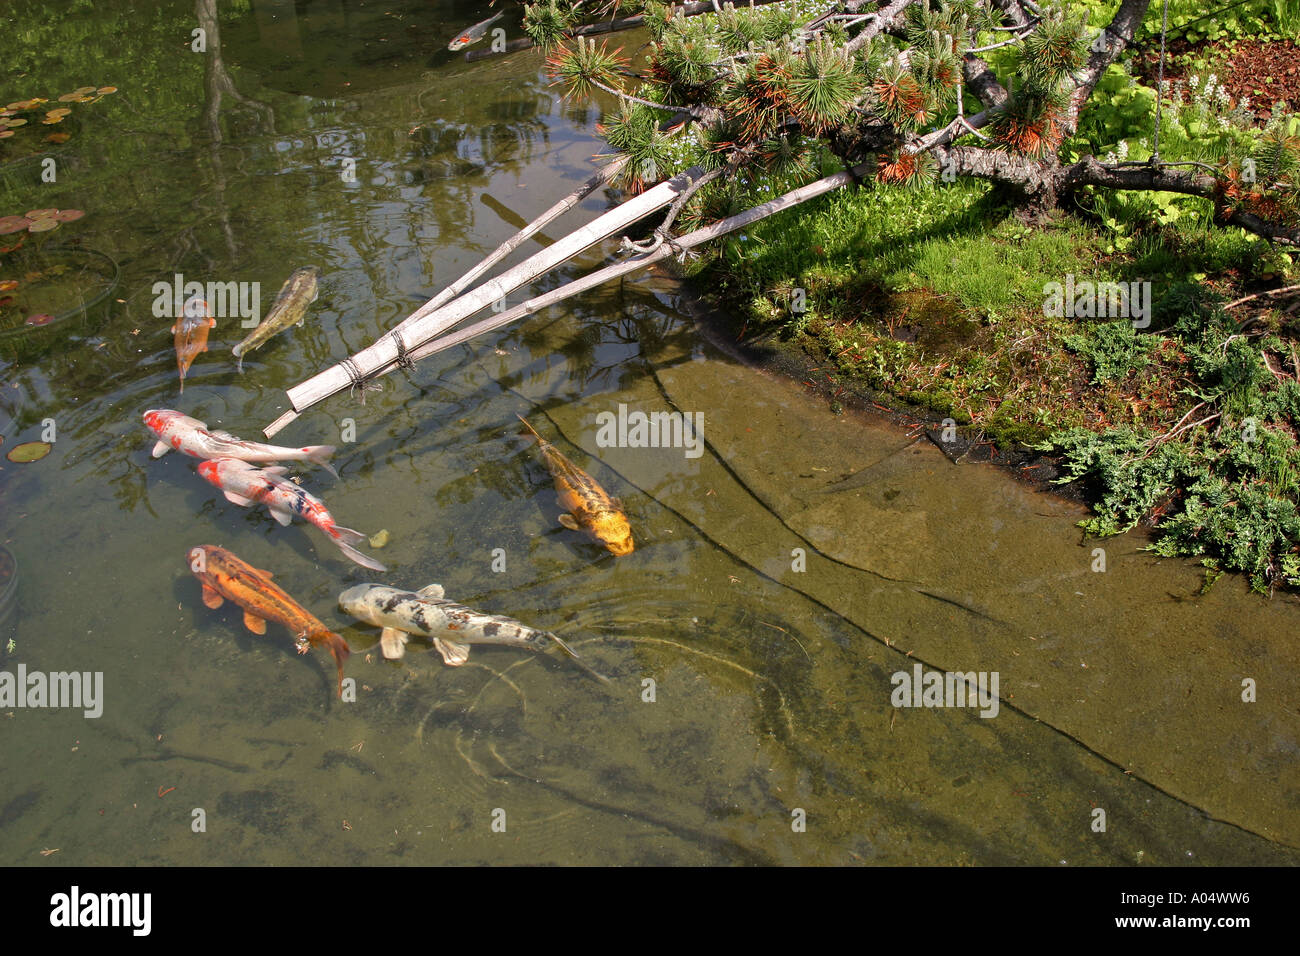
[264,161,870,435]
[265,165,705,437]
[393,154,627,334]
[401,160,873,361]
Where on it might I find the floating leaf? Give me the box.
[4,118,26,127]
[0,217,30,235]
[26,218,59,233]
[74,86,96,94]
[57,93,82,103]
[45,108,70,118]
[52,209,83,222]
[44,132,70,144]
[40,116,64,125]
[0,280,18,291]
[96,86,117,94]
[0,131,12,140]
[24,209,56,220]
[5,99,41,110]
[23,314,53,327]
[7,441,51,462]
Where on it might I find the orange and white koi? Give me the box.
[517,414,633,556]
[447,11,503,51]
[171,295,215,394]
[142,409,337,478]
[196,458,386,572]
[187,544,351,697]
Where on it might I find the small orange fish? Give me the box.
[172,295,215,393]
[517,414,634,556]
[186,545,351,697]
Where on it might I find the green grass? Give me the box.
[697,172,1300,592]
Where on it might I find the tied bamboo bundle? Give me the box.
[264,160,873,437]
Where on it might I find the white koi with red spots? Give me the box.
[197,458,386,572]
[143,409,338,477]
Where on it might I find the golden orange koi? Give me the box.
[186,544,351,697]
[517,414,634,556]
[172,295,215,393]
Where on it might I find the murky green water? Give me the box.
[1,0,1297,866]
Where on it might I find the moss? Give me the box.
[697,171,1300,591]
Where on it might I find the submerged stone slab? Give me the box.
[549,347,1300,851]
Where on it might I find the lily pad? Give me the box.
[74,87,97,95]
[45,108,71,118]
[24,209,56,220]
[3,118,26,127]
[52,209,84,222]
[26,219,59,233]
[0,281,18,292]
[96,87,118,94]
[56,93,82,103]
[0,217,31,235]
[7,441,51,462]
[40,116,64,125]
[0,131,12,140]
[5,99,42,110]
[24,314,53,326]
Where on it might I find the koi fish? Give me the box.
[447,11,503,51]
[142,409,338,478]
[517,414,634,556]
[171,295,215,393]
[231,266,320,372]
[196,458,387,572]
[187,545,351,698]
[338,582,608,684]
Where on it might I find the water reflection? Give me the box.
[1,0,1295,867]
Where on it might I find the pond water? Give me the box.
[1,0,1297,866]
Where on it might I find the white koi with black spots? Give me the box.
[338,582,582,667]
